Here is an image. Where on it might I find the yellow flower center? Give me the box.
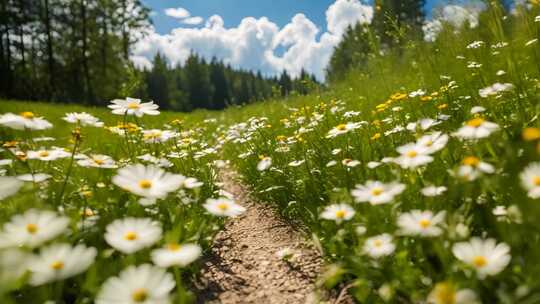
[433,283,456,304]
[522,127,540,141]
[93,158,105,165]
[50,260,64,270]
[373,240,383,247]
[167,243,181,251]
[39,151,50,157]
[466,118,485,128]
[462,156,480,167]
[217,203,229,211]
[371,187,384,196]
[406,150,418,158]
[127,102,140,110]
[419,219,431,228]
[425,140,433,147]
[336,124,347,131]
[335,210,346,219]
[139,179,152,189]
[124,231,138,241]
[20,111,35,119]
[26,223,38,234]
[534,176,540,186]
[132,288,149,302]
[473,256,487,268]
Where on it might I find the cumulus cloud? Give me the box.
[423,2,485,42]
[183,16,204,25]
[132,0,373,81]
[164,7,190,19]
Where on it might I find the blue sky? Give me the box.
[143,0,445,34]
[132,0,474,81]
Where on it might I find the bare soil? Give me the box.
[195,169,330,304]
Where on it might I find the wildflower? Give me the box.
[108,97,160,117]
[96,264,175,304]
[320,204,355,223]
[112,164,185,198]
[397,210,446,237]
[522,128,540,141]
[406,118,441,132]
[363,234,396,258]
[104,217,162,254]
[0,176,23,200]
[27,148,71,161]
[470,106,485,114]
[479,83,514,98]
[77,154,117,169]
[421,186,447,197]
[427,282,479,304]
[342,159,360,167]
[394,143,433,169]
[326,122,362,138]
[352,181,405,205]
[182,177,203,189]
[0,112,53,130]
[17,173,51,183]
[151,243,202,268]
[452,237,511,278]
[454,118,499,139]
[257,156,272,171]
[276,247,298,261]
[63,112,104,127]
[457,156,495,181]
[288,160,305,167]
[0,209,69,248]
[27,243,96,286]
[520,162,540,198]
[142,129,178,144]
[326,160,337,167]
[204,198,246,217]
[417,132,449,154]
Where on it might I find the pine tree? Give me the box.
[209,58,230,109]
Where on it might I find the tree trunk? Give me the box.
[80,0,93,103]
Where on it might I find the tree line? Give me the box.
[136,53,319,111]
[0,0,318,110]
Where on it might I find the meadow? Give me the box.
[2,2,540,304]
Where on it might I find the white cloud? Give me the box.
[132,0,373,81]
[183,16,204,25]
[164,7,190,19]
[423,2,485,42]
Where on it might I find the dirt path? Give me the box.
[195,169,328,304]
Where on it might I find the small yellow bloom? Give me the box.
[438,103,448,110]
[523,128,540,141]
[371,133,381,140]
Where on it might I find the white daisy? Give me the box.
[452,238,511,278]
[108,97,160,117]
[0,176,23,200]
[320,204,355,223]
[104,218,162,254]
[63,112,104,127]
[394,143,434,169]
[0,112,53,130]
[151,243,202,268]
[427,282,479,304]
[77,154,117,169]
[457,157,495,181]
[454,118,499,139]
[28,243,97,286]
[257,157,272,171]
[416,132,449,154]
[363,233,396,258]
[326,122,362,138]
[520,162,540,198]
[142,129,178,144]
[112,164,185,198]
[397,210,446,237]
[0,209,69,248]
[96,264,175,304]
[17,173,52,183]
[203,198,246,217]
[479,83,514,98]
[351,181,406,205]
[27,148,71,161]
[421,186,447,197]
